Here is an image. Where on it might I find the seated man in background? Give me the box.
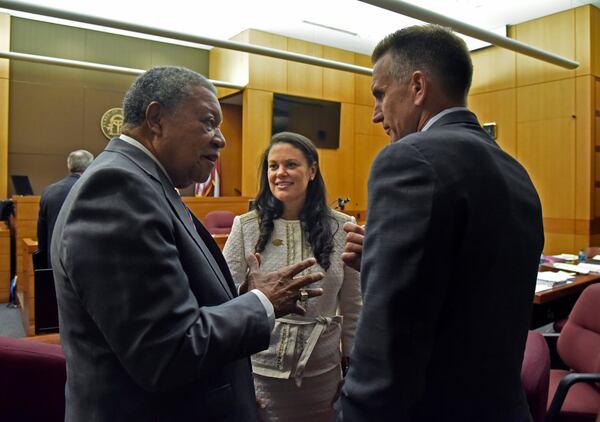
[51,66,323,421]
[37,149,94,267]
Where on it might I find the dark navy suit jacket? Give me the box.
[37,173,81,267]
[337,110,544,421]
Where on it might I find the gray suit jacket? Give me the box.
[51,138,271,421]
[336,110,544,421]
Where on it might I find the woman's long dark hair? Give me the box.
[254,132,335,270]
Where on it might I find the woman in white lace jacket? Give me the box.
[223,132,361,422]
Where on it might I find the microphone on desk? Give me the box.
[336,197,350,211]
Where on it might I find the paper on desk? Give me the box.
[576,262,600,273]
[552,263,590,274]
[592,255,600,260]
[537,271,575,282]
[536,271,574,293]
[552,253,579,261]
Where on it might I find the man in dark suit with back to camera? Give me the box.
[37,149,94,268]
[51,66,323,421]
[336,25,544,421]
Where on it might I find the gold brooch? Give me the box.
[272,239,283,246]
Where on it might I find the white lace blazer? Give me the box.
[223,209,362,383]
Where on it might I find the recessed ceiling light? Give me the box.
[302,20,358,37]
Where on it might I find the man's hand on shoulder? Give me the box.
[341,222,365,272]
[245,254,323,317]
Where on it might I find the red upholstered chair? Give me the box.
[0,336,66,421]
[203,210,235,235]
[521,331,551,422]
[546,283,600,422]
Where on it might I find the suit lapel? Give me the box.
[190,214,238,297]
[162,180,236,300]
[105,138,235,300]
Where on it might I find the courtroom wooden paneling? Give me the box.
[219,103,243,196]
[353,133,388,210]
[354,53,373,107]
[470,46,516,95]
[7,17,209,197]
[10,81,85,155]
[0,13,9,78]
[286,39,323,99]
[575,6,592,77]
[545,233,576,255]
[516,79,575,123]
[208,31,249,88]
[575,76,594,221]
[0,223,10,303]
[0,13,9,198]
[18,237,36,335]
[514,9,576,86]
[596,79,600,111]
[247,30,287,92]
[514,76,579,254]
[0,78,8,199]
[12,196,39,289]
[464,6,600,254]
[241,89,273,197]
[468,89,517,157]
[517,118,576,220]
[318,104,354,205]
[211,29,385,209]
[592,6,600,77]
[322,46,355,104]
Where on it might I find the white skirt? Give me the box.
[254,366,342,422]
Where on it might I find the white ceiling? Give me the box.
[2,0,600,54]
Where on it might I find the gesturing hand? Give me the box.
[341,222,365,272]
[245,254,324,317]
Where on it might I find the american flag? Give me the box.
[195,160,220,197]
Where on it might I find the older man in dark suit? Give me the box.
[336,26,544,421]
[51,66,323,421]
[37,149,93,267]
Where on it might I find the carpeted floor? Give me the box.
[0,303,26,337]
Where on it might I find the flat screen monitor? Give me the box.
[10,175,34,195]
[272,93,341,149]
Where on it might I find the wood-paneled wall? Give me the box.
[210,7,599,254]
[6,17,209,197]
[0,13,9,199]
[0,223,9,302]
[219,103,243,196]
[210,29,384,213]
[469,5,600,254]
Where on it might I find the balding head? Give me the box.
[67,150,94,174]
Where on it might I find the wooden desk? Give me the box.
[17,232,229,335]
[534,272,600,305]
[18,238,37,335]
[0,222,10,302]
[212,234,228,251]
[531,266,600,327]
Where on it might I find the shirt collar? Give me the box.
[421,106,468,132]
[119,134,173,185]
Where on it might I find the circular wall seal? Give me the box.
[100,107,124,140]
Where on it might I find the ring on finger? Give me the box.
[299,289,309,302]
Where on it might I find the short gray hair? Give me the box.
[67,149,94,173]
[372,25,473,103]
[122,66,216,127]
